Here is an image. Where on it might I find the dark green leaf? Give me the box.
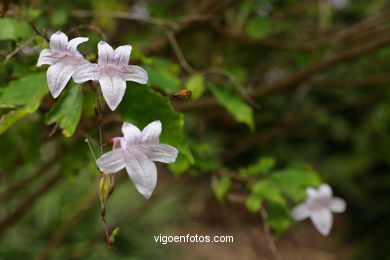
[117,82,193,163]
[208,83,254,130]
[45,85,83,137]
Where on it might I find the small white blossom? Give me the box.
[291,183,346,236]
[329,0,348,9]
[37,31,89,98]
[96,121,178,199]
[73,41,148,111]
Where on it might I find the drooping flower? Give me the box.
[73,41,148,111]
[291,183,346,236]
[37,31,89,98]
[96,121,178,199]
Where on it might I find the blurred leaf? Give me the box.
[185,74,205,100]
[45,85,83,137]
[168,153,190,176]
[51,8,69,27]
[267,202,292,236]
[144,58,181,93]
[268,166,322,202]
[117,82,193,163]
[246,193,262,213]
[212,175,232,203]
[0,73,47,134]
[208,83,254,130]
[0,18,33,41]
[251,180,286,205]
[240,157,276,177]
[245,17,270,39]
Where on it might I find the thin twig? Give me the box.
[4,37,36,62]
[260,208,282,260]
[68,24,107,41]
[0,172,63,237]
[70,9,178,29]
[30,22,49,42]
[166,30,196,74]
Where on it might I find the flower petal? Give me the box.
[37,49,57,67]
[72,63,100,83]
[99,75,126,111]
[310,208,333,236]
[122,122,141,145]
[291,203,310,221]
[318,183,332,198]
[123,65,148,84]
[141,120,161,144]
[114,45,132,66]
[143,144,178,164]
[125,148,157,199]
[306,187,317,198]
[50,31,68,52]
[46,61,78,98]
[329,197,346,213]
[96,149,126,174]
[98,41,114,65]
[67,37,89,53]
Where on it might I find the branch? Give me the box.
[0,172,63,237]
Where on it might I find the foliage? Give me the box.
[1,0,390,259]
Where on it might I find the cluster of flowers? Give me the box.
[37,32,178,199]
[37,32,346,236]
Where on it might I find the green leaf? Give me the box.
[0,73,47,135]
[185,74,205,100]
[245,17,270,39]
[117,82,193,163]
[208,83,254,130]
[251,180,286,205]
[0,18,33,41]
[240,157,276,177]
[45,85,83,137]
[268,166,322,202]
[245,193,262,213]
[51,8,69,27]
[266,202,292,236]
[143,58,181,93]
[212,175,232,203]
[168,153,190,176]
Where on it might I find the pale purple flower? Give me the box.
[73,41,148,111]
[37,31,89,98]
[96,121,178,199]
[291,183,346,236]
[329,0,348,9]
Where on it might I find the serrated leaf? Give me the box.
[45,85,83,137]
[240,157,276,177]
[0,18,33,41]
[117,82,193,163]
[0,73,47,134]
[212,175,232,203]
[208,83,254,130]
[185,74,205,100]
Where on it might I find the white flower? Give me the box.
[37,31,89,98]
[329,0,348,9]
[291,183,346,236]
[96,121,178,199]
[73,41,148,111]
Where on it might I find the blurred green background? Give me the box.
[1,0,390,259]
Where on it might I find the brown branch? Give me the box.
[30,22,49,42]
[34,194,99,260]
[0,172,63,237]
[174,34,390,112]
[0,149,65,200]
